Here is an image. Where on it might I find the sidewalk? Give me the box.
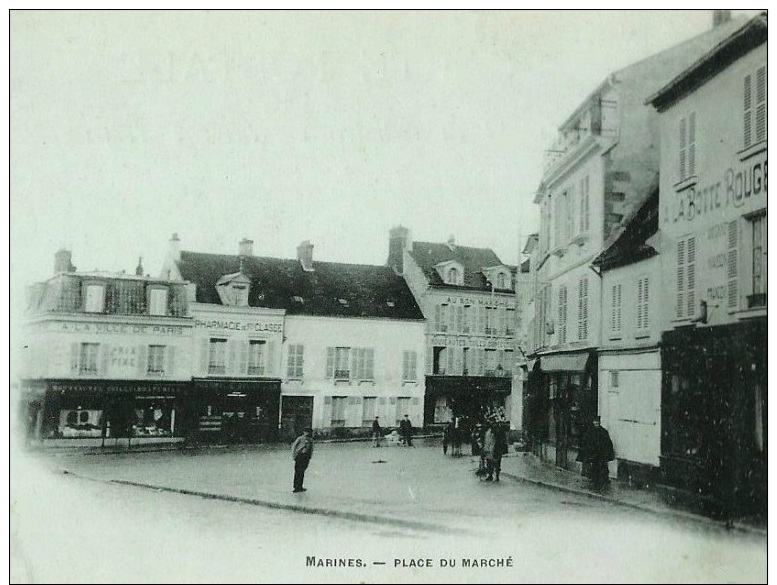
[499,452,767,536]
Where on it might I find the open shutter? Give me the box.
[226,339,237,375]
[637,279,644,330]
[351,348,358,381]
[744,73,753,148]
[452,346,462,376]
[676,240,686,319]
[686,236,696,318]
[137,344,147,377]
[426,346,433,376]
[199,339,209,375]
[266,341,276,376]
[239,341,249,376]
[100,344,110,376]
[166,345,176,378]
[727,220,739,309]
[755,66,766,143]
[688,112,696,177]
[643,278,650,329]
[326,347,335,379]
[322,396,332,427]
[366,348,374,380]
[70,342,80,375]
[679,116,687,180]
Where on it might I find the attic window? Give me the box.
[229,284,249,307]
[497,273,506,289]
[386,300,396,308]
[447,267,461,285]
[292,295,305,304]
[338,298,349,307]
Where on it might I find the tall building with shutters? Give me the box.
[523,13,746,474]
[20,250,194,446]
[647,13,767,515]
[163,235,426,442]
[388,227,517,428]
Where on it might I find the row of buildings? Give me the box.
[19,231,517,446]
[514,12,766,515]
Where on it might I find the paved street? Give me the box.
[11,440,766,584]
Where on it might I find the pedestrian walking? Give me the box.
[399,414,414,447]
[291,427,314,493]
[483,421,508,481]
[577,416,614,490]
[372,416,382,447]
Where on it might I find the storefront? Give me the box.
[20,379,189,446]
[192,378,281,444]
[525,351,597,470]
[661,320,767,516]
[423,375,511,428]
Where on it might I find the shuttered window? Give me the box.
[558,285,567,344]
[577,277,589,340]
[611,283,622,335]
[287,344,304,379]
[678,113,696,181]
[402,351,417,382]
[676,236,697,319]
[636,277,649,331]
[728,220,739,308]
[579,175,590,234]
[147,345,166,375]
[744,66,767,149]
[750,214,767,300]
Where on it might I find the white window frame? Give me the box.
[287,344,304,379]
[79,342,99,375]
[248,339,266,376]
[402,350,417,382]
[147,344,166,375]
[148,287,168,316]
[208,338,227,375]
[84,284,105,313]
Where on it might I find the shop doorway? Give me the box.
[280,396,313,441]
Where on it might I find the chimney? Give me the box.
[447,234,456,250]
[135,256,144,277]
[169,233,181,263]
[238,238,254,257]
[54,249,74,274]
[388,225,410,274]
[713,10,731,27]
[297,240,314,271]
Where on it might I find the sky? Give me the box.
[10,10,761,291]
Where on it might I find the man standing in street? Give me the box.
[372,416,382,447]
[577,416,614,490]
[291,427,314,493]
[399,414,413,447]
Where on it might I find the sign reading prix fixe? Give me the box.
[194,317,283,334]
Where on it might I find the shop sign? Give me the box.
[194,318,283,333]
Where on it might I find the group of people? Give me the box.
[371,414,414,447]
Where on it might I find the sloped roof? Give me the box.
[592,188,659,272]
[407,241,512,292]
[648,14,767,112]
[177,251,424,320]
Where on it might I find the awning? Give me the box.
[539,353,590,373]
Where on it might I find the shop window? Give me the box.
[434,396,452,424]
[84,284,105,313]
[331,396,347,427]
[147,345,166,375]
[59,408,102,438]
[287,344,304,379]
[748,212,767,308]
[133,400,174,437]
[79,343,99,375]
[248,340,266,376]
[208,338,227,375]
[402,351,417,382]
[754,383,764,452]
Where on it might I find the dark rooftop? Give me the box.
[408,241,514,292]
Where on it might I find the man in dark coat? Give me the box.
[371,416,382,447]
[291,428,314,493]
[399,414,413,447]
[577,417,614,489]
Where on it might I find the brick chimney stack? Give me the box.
[54,249,75,274]
[713,10,731,27]
[239,238,254,257]
[297,240,314,271]
[169,233,181,263]
[388,225,410,274]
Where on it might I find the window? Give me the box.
[676,236,696,319]
[148,288,168,316]
[362,397,376,427]
[287,344,304,379]
[577,277,589,340]
[147,345,166,375]
[497,273,506,289]
[455,306,464,333]
[334,347,350,379]
[505,308,515,336]
[79,343,99,375]
[502,349,513,375]
[331,396,347,427]
[402,351,417,382]
[432,346,446,375]
[462,347,470,375]
[485,349,498,376]
[434,303,449,332]
[208,338,227,375]
[248,340,266,375]
[229,284,249,307]
[749,213,767,307]
[353,348,375,381]
[579,175,590,234]
[485,307,497,335]
[84,284,105,313]
[447,267,460,284]
[565,187,575,242]
[558,286,568,344]
[678,112,696,182]
[744,65,767,149]
[462,305,470,333]
[610,283,622,335]
[636,277,650,332]
[610,371,619,388]
[396,397,411,426]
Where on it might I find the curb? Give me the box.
[500,471,767,537]
[60,469,460,535]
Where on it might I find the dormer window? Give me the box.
[497,273,506,289]
[84,283,105,313]
[148,287,168,316]
[216,272,251,307]
[447,267,460,285]
[338,298,349,307]
[229,284,249,307]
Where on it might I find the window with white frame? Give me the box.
[353,348,375,381]
[447,267,460,285]
[744,65,767,149]
[636,277,650,332]
[79,343,99,375]
[462,305,470,333]
[147,345,166,375]
[577,277,589,340]
[485,306,497,335]
[148,287,168,316]
[334,347,350,379]
[402,350,417,382]
[248,340,266,375]
[558,286,568,344]
[84,284,105,313]
[748,212,767,307]
[287,344,304,379]
[362,397,376,426]
[331,396,347,427]
[610,283,622,336]
[208,338,227,375]
[579,175,590,234]
[676,236,697,319]
[497,273,506,289]
[678,112,697,182]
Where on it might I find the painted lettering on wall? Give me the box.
[442,296,515,309]
[193,319,283,333]
[110,346,138,368]
[59,322,184,336]
[664,156,767,224]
